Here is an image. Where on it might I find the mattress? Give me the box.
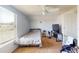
[16,30,41,46]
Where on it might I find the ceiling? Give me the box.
[13,5,76,16]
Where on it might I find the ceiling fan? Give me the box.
[41,5,59,15]
[41,6,48,15]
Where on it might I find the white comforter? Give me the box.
[16,30,41,46]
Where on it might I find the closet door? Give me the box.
[63,10,77,38]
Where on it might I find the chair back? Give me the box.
[52,24,61,33]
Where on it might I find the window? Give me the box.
[0,7,16,44]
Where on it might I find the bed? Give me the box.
[15,30,42,47]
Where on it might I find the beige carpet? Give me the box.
[13,37,62,53]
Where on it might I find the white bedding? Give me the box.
[16,30,42,47]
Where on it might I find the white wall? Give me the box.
[0,5,30,52]
[77,6,79,46]
[16,12,30,38]
[30,14,63,35]
[58,8,77,45]
[59,8,77,38]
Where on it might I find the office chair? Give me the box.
[52,24,63,41]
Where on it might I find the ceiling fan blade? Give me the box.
[41,5,49,15]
